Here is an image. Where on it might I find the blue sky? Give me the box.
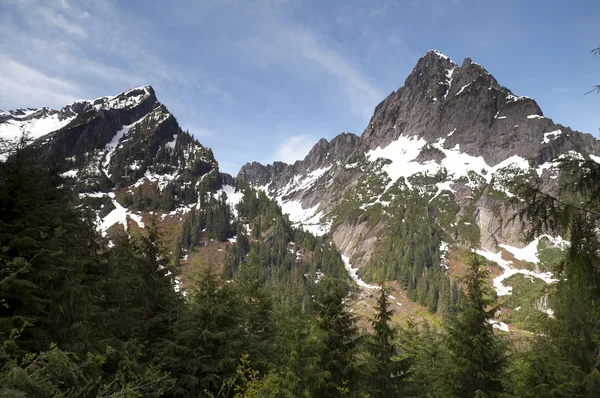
[1,0,598,174]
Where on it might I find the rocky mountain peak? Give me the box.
[85,85,157,114]
[303,132,359,170]
[359,50,557,166]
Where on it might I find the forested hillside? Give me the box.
[2,121,600,397]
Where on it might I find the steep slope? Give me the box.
[3,86,225,241]
[238,50,600,328]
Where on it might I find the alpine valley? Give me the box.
[0,50,600,331]
[2,50,598,332]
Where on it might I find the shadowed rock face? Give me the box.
[7,85,221,195]
[362,51,563,166]
[238,131,360,189]
[236,50,600,263]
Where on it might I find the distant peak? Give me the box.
[122,85,155,96]
[425,49,452,61]
[86,85,157,112]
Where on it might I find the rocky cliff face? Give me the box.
[237,50,600,266]
[2,85,227,238]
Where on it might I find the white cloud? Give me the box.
[0,0,231,112]
[270,134,315,164]
[0,56,83,108]
[238,13,383,119]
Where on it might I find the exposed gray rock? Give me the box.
[236,49,600,270]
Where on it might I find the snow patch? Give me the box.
[99,193,145,236]
[341,254,380,290]
[542,129,562,144]
[589,154,600,164]
[280,200,330,236]
[475,248,556,296]
[455,82,472,96]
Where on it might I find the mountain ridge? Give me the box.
[236,50,600,272]
[2,50,598,328]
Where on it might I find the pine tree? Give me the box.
[312,277,359,397]
[442,253,507,397]
[0,143,100,356]
[364,286,411,397]
[159,264,244,396]
[234,250,276,368]
[518,156,600,396]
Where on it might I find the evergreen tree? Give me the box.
[364,286,411,397]
[159,264,244,397]
[442,253,507,397]
[312,277,359,397]
[234,250,276,369]
[518,156,600,396]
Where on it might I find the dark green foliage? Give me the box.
[0,142,179,396]
[223,186,349,306]
[0,144,99,356]
[234,250,276,368]
[517,157,600,396]
[203,192,234,242]
[364,287,411,397]
[506,338,577,397]
[442,253,507,397]
[312,277,359,397]
[399,320,449,396]
[363,190,455,315]
[127,182,197,212]
[158,265,244,396]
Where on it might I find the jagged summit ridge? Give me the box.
[361,50,552,165]
[236,49,600,263]
[0,85,160,148]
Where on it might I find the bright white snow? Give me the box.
[475,247,557,296]
[366,134,530,191]
[341,254,380,290]
[280,201,331,236]
[542,129,562,144]
[589,154,600,164]
[0,110,75,150]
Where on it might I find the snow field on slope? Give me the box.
[0,112,75,159]
[280,200,331,237]
[542,129,562,144]
[341,255,380,290]
[102,114,152,178]
[215,184,244,217]
[79,192,145,237]
[366,133,531,193]
[256,165,335,237]
[92,86,151,111]
[474,236,563,297]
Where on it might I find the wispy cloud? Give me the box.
[238,10,383,119]
[429,0,462,19]
[269,134,315,164]
[552,86,577,93]
[0,0,232,111]
[0,56,83,108]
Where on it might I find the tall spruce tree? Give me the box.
[312,277,359,397]
[517,156,600,396]
[364,286,411,397]
[159,264,244,397]
[442,253,507,397]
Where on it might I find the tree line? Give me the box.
[1,139,599,396]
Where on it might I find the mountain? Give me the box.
[1,85,226,241]
[3,50,598,331]
[238,50,600,324]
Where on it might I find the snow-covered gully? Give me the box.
[341,254,380,290]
